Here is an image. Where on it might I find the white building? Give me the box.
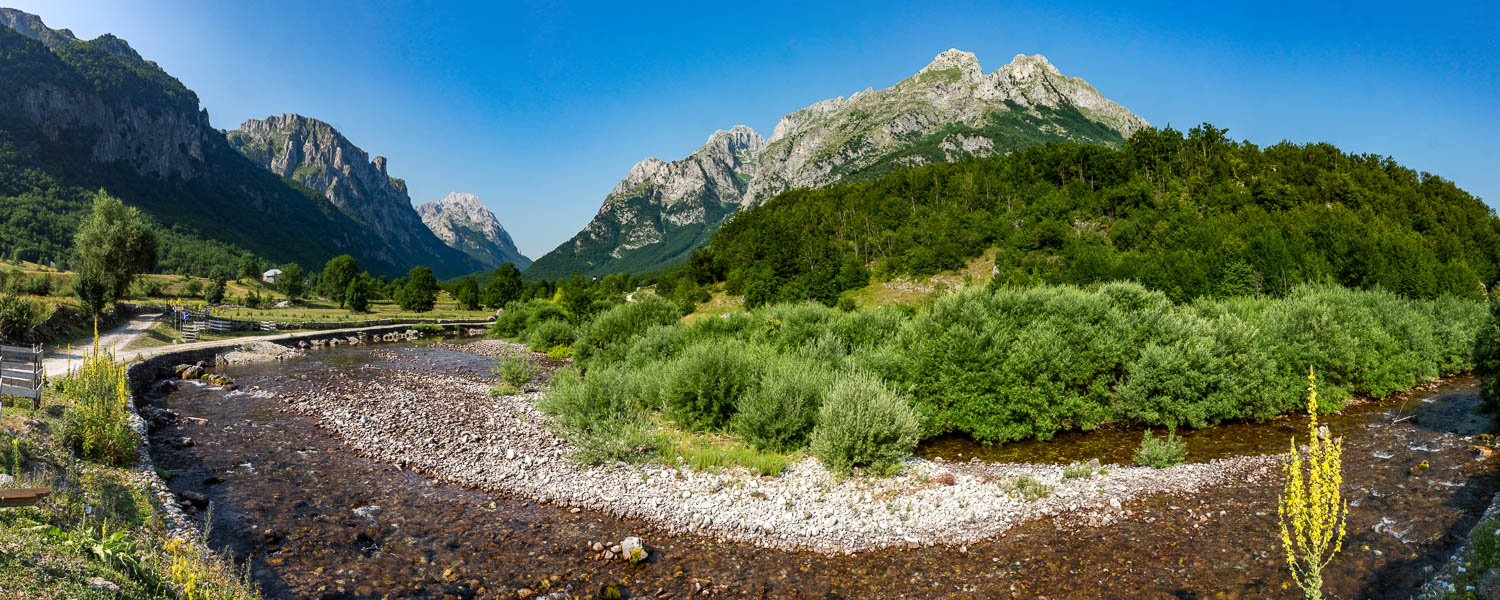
[261,268,283,283]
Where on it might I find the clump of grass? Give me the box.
[488,382,519,397]
[1006,474,1051,501]
[1134,428,1187,468]
[1062,460,1101,480]
[657,430,793,477]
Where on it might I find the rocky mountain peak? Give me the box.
[0,8,141,60]
[416,192,531,269]
[918,48,983,83]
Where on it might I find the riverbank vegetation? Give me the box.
[499,280,1486,475]
[690,125,1500,307]
[0,349,259,597]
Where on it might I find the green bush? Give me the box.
[624,324,692,367]
[527,320,576,351]
[661,339,761,431]
[0,293,38,341]
[574,294,682,366]
[493,355,538,387]
[538,366,662,463]
[1475,295,1500,407]
[547,345,573,360]
[732,358,831,452]
[1133,428,1187,468]
[491,299,570,339]
[809,371,919,474]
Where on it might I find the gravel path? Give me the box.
[43,312,162,376]
[273,339,1276,554]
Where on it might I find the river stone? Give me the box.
[620,536,647,563]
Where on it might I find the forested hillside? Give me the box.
[696,124,1500,306]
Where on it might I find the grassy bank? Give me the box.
[499,281,1486,475]
[0,348,259,598]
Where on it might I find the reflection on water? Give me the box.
[147,345,1500,599]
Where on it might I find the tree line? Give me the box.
[689,124,1500,306]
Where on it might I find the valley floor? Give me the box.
[138,339,1500,598]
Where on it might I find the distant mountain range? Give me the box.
[0,8,522,278]
[525,49,1147,279]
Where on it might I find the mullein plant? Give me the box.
[59,324,136,465]
[1278,368,1349,600]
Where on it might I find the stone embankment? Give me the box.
[277,339,1276,554]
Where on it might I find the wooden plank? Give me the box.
[0,487,51,508]
[0,385,41,399]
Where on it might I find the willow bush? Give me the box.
[537,281,1485,473]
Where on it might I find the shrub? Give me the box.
[491,299,570,339]
[1134,428,1186,468]
[624,325,691,367]
[1062,461,1100,480]
[1006,475,1052,501]
[137,278,165,298]
[538,366,662,463]
[732,358,831,452]
[527,320,575,351]
[0,293,38,341]
[809,371,919,474]
[493,355,538,387]
[661,339,761,431]
[547,345,573,360]
[574,294,681,366]
[56,346,137,466]
[1476,294,1500,407]
[898,285,1134,442]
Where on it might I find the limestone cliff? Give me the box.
[227,114,478,275]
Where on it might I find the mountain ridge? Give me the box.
[525,49,1147,280]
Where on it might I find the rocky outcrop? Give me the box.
[227,114,477,276]
[416,192,531,269]
[529,49,1147,278]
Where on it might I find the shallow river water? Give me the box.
[147,343,1499,599]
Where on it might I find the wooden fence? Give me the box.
[0,343,43,410]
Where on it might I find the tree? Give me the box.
[345,277,370,313]
[73,267,111,318]
[238,252,262,281]
[183,278,203,298]
[557,270,595,322]
[482,263,523,308]
[322,254,359,308]
[278,263,305,302]
[455,278,481,311]
[72,190,158,304]
[204,279,226,304]
[396,266,438,312]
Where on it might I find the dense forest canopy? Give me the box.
[696,124,1500,306]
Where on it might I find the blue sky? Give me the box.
[10,1,1498,259]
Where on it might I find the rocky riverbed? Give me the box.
[274,339,1275,554]
[145,341,1500,598]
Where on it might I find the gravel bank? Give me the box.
[276,339,1276,554]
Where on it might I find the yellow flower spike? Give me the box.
[1278,368,1348,600]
